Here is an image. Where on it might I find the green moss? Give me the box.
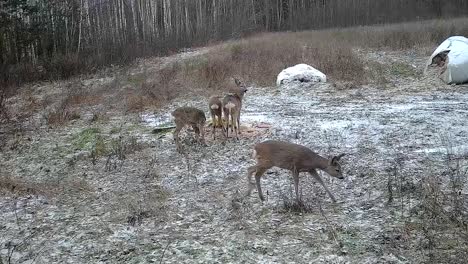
[73,127,102,150]
[93,135,108,156]
[127,73,147,85]
[389,62,419,77]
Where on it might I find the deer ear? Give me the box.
[234,78,241,86]
[330,154,345,165]
[336,153,346,160]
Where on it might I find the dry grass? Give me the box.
[181,34,365,87]
[280,194,316,214]
[166,17,468,91]
[124,66,185,112]
[330,17,468,50]
[0,175,90,197]
[10,18,468,117]
[45,101,81,127]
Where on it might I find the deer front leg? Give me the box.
[245,165,257,197]
[309,170,337,202]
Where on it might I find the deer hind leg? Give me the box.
[292,171,301,202]
[218,114,226,138]
[223,109,229,138]
[245,165,259,196]
[173,123,183,152]
[192,125,200,142]
[255,167,268,201]
[237,112,242,134]
[210,112,216,140]
[309,170,337,202]
[229,108,234,133]
[232,111,239,140]
[198,123,206,145]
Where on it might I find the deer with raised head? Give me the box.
[208,96,224,139]
[246,140,345,202]
[171,106,206,151]
[223,78,247,139]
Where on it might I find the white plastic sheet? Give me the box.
[425,36,468,84]
[276,64,326,86]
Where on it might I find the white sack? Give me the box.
[424,36,468,84]
[277,64,326,86]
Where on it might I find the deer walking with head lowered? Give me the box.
[171,106,206,152]
[246,140,345,202]
[208,96,224,139]
[223,78,247,139]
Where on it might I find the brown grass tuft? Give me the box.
[181,33,366,88]
[0,175,91,197]
[45,101,81,127]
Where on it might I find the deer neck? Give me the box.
[305,154,329,171]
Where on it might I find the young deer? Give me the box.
[246,140,345,202]
[171,107,206,151]
[208,96,224,139]
[223,78,247,139]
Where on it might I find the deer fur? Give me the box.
[208,96,224,139]
[223,78,247,139]
[246,140,345,202]
[171,106,206,151]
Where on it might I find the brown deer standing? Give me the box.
[171,107,206,151]
[223,78,247,139]
[246,140,345,202]
[208,96,224,139]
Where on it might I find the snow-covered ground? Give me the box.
[1,48,468,263]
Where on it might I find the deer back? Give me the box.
[172,107,206,125]
[254,140,329,171]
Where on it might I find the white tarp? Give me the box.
[424,36,468,84]
[277,64,326,86]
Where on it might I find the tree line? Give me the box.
[1,0,467,86]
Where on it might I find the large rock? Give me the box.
[276,64,327,86]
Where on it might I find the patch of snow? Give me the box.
[318,120,370,130]
[140,112,172,127]
[414,144,468,154]
[277,64,327,86]
[241,113,271,123]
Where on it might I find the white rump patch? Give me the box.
[210,104,219,110]
[225,102,236,109]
